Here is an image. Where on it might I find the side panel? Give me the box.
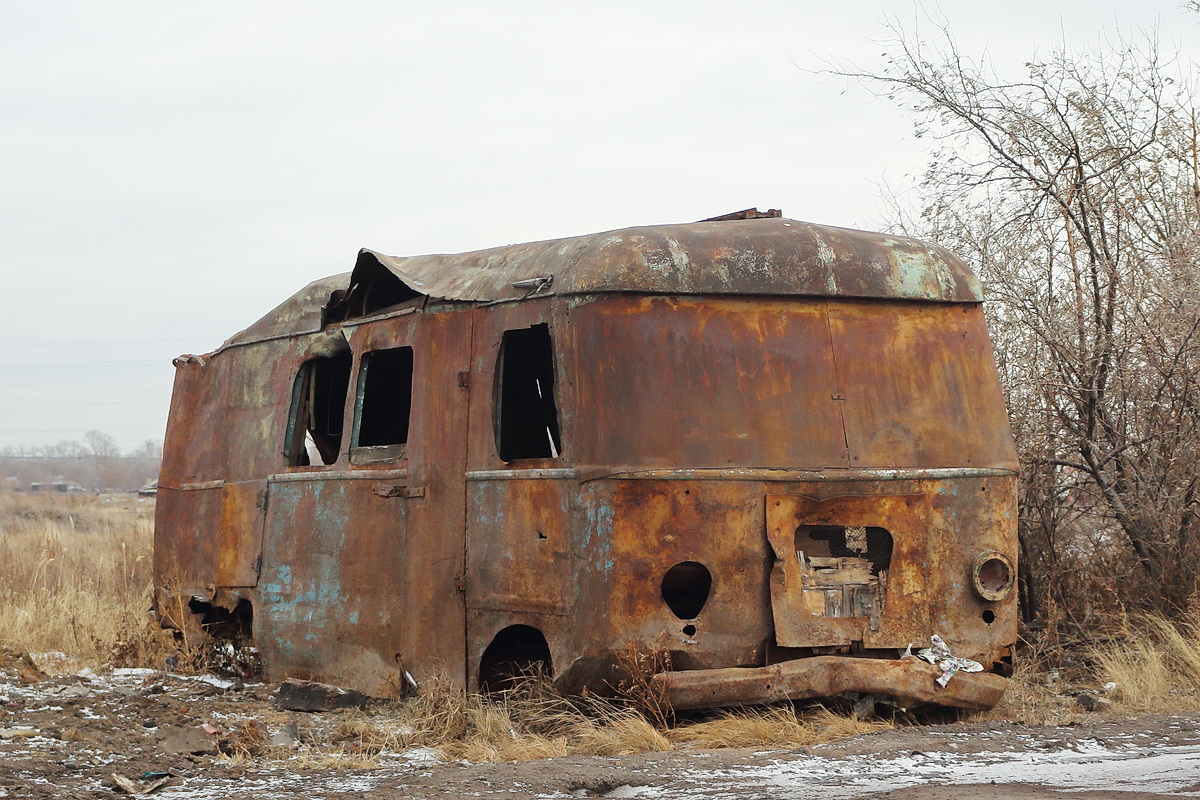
[255,309,473,693]
[567,475,1016,685]
[566,295,849,470]
[828,302,1018,469]
[463,298,576,688]
[156,339,291,596]
[257,477,409,695]
[216,480,267,587]
[154,485,222,591]
[587,479,774,673]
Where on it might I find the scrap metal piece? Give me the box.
[916,633,984,686]
[651,656,1008,711]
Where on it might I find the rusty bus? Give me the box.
[154,210,1018,711]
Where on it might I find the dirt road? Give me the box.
[2,665,1198,799]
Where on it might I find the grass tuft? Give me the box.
[667,705,892,749]
[1093,615,1200,712]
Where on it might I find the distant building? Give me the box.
[30,478,84,493]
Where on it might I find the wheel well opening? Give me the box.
[478,624,552,693]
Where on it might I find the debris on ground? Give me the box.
[274,678,370,712]
[1076,693,1114,712]
[914,634,985,687]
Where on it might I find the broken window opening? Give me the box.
[323,254,422,324]
[794,525,893,623]
[661,561,713,619]
[286,349,353,466]
[353,347,414,459]
[478,624,553,693]
[494,323,562,462]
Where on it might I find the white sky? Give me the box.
[1,1,1194,452]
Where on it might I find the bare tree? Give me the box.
[130,439,163,459]
[833,21,1200,618]
[83,430,121,459]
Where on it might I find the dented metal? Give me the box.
[155,214,1018,709]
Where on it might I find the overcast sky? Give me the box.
[1,1,1195,452]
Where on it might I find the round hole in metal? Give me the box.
[972,553,1015,602]
[661,561,712,619]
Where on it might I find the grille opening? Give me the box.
[478,624,553,693]
[661,561,712,619]
[796,525,893,574]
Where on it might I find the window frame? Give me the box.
[350,345,415,465]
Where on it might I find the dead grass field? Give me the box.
[0,490,175,671]
[7,490,1200,767]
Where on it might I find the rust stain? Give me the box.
[155,212,1018,710]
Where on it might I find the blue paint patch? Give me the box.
[258,479,353,662]
[581,499,615,577]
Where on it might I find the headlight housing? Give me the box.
[972,552,1014,602]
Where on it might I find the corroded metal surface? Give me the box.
[652,656,1009,711]
[363,218,982,303]
[217,217,983,351]
[155,215,1018,710]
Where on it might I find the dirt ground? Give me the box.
[3,658,1200,800]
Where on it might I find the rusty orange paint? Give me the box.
[154,214,1018,709]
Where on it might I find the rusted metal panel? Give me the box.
[465,477,572,617]
[255,475,415,696]
[154,484,222,590]
[828,302,1018,470]
[566,296,850,471]
[155,214,1019,710]
[215,481,266,587]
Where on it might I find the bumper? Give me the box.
[650,656,1008,711]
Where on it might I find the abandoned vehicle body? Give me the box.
[154,212,1019,710]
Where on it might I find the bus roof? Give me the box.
[225,215,981,347]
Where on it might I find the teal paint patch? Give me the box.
[581,498,615,577]
[468,483,506,528]
[258,479,352,659]
[892,250,940,299]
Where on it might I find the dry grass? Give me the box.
[0,491,177,671]
[304,678,897,766]
[327,677,670,764]
[1092,615,1200,712]
[667,705,892,749]
[979,661,1078,725]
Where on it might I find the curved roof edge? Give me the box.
[223,273,348,347]
[364,217,982,304]
[220,217,981,349]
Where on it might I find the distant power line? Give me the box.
[0,359,168,370]
[0,336,223,348]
